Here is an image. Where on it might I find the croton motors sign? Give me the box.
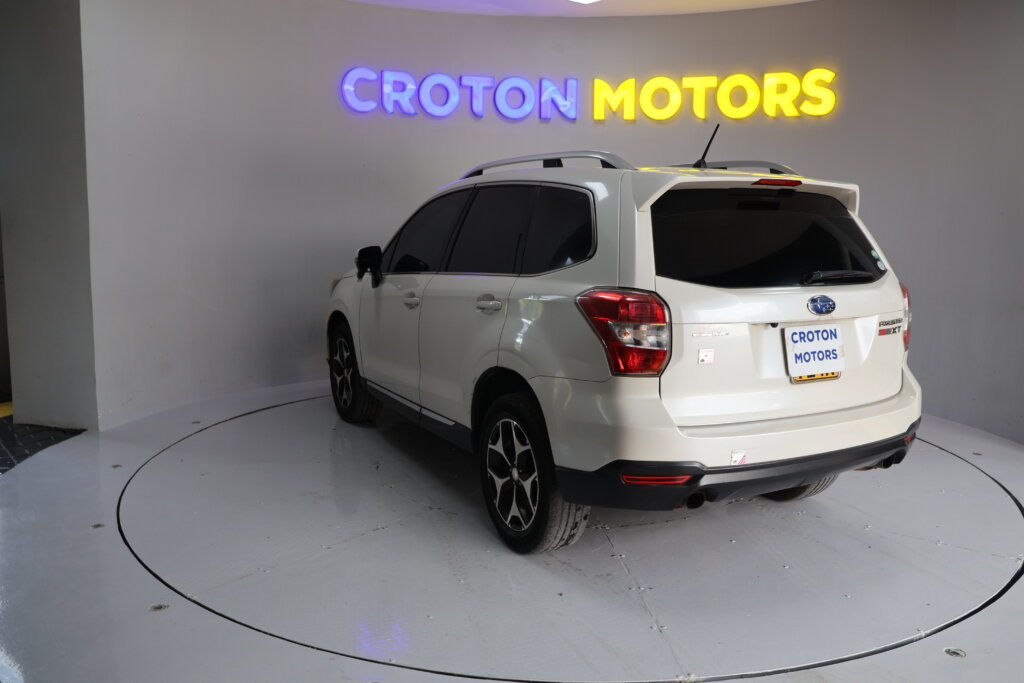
[340,67,837,121]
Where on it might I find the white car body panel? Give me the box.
[531,370,920,471]
[418,273,516,426]
[655,275,906,426]
[499,274,611,383]
[358,272,432,404]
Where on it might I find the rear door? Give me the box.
[417,184,536,425]
[650,187,906,426]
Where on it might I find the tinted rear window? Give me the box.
[651,189,883,288]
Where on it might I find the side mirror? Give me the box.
[355,245,383,287]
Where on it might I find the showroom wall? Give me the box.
[5,0,1021,439]
[0,0,98,428]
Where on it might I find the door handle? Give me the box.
[475,294,502,312]
[476,300,502,311]
[404,293,421,309]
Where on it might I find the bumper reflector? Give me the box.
[903,432,916,443]
[621,474,692,485]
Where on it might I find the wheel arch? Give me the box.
[327,310,349,355]
[472,368,545,449]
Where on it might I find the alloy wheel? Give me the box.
[331,336,354,409]
[485,418,540,531]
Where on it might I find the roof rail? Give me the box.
[675,160,800,175]
[461,150,635,179]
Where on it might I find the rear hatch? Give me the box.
[650,183,906,426]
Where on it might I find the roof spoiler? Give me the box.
[633,174,860,215]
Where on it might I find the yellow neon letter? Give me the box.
[716,74,760,119]
[799,68,837,116]
[638,77,682,121]
[593,78,636,121]
[762,72,802,117]
[681,76,718,119]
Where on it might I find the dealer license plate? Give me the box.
[784,323,845,381]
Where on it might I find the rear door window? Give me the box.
[389,190,470,274]
[651,189,883,288]
[520,186,594,274]
[445,185,537,274]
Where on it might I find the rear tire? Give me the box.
[328,321,381,423]
[479,393,590,553]
[762,473,838,502]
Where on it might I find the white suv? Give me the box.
[327,151,921,553]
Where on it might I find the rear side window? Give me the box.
[520,186,594,275]
[651,189,884,288]
[389,190,470,273]
[446,185,536,274]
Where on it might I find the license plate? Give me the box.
[792,371,841,383]
[784,324,845,380]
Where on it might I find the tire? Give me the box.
[762,473,838,502]
[328,321,381,423]
[478,392,590,553]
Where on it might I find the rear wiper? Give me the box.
[800,270,875,286]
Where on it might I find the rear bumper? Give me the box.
[556,418,920,510]
[531,369,922,472]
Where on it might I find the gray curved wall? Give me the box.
[3,0,1022,440]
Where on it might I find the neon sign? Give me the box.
[340,67,837,121]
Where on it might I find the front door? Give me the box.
[357,188,471,405]
[359,273,432,404]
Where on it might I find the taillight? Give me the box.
[576,289,671,376]
[900,281,911,351]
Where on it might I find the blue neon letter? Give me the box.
[494,77,536,120]
[460,76,495,118]
[419,73,460,118]
[539,78,578,120]
[341,67,378,113]
[381,70,418,115]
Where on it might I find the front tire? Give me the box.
[328,321,380,423]
[479,393,589,553]
[762,473,838,501]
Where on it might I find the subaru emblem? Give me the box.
[807,295,836,316]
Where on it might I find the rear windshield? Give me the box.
[651,189,884,288]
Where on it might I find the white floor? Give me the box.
[1,381,1022,682]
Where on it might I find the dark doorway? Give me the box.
[0,216,11,404]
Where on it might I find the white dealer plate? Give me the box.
[784,323,845,378]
